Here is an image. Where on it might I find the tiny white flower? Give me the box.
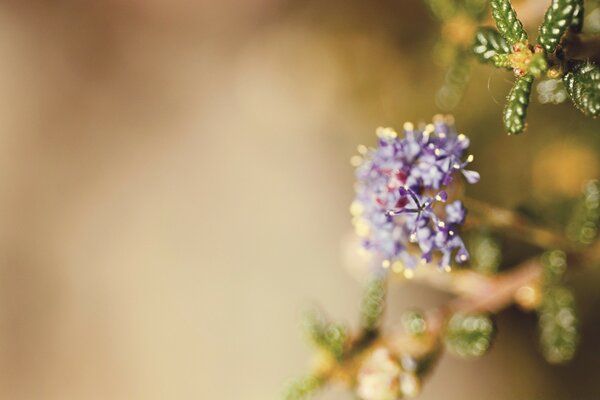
[356,348,401,400]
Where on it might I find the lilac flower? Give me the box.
[351,117,478,270]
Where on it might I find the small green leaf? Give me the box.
[282,374,324,400]
[570,1,584,33]
[473,27,511,65]
[563,62,600,117]
[444,313,495,358]
[566,179,600,245]
[490,0,527,45]
[527,53,549,78]
[541,250,567,287]
[503,75,534,134]
[467,231,502,275]
[435,52,472,110]
[401,310,428,337]
[538,286,579,364]
[492,54,512,68]
[360,277,386,332]
[303,309,348,360]
[538,0,578,54]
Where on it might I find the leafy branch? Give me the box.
[285,175,600,399]
[471,0,598,134]
[284,1,600,398]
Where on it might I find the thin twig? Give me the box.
[464,197,574,250]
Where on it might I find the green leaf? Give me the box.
[537,286,579,364]
[538,0,578,54]
[563,62,600,117]
[473,27,511,65]
[444,314,495,358]
[467,231,502,275]
[424,0,458,21]
[303,309,348,360]
[527,53,549,78]
[490,0,527,45]
[401,310,428,337]
[503,75,534,134]
[541,250,567,287]
[282,374,324,400]
[435,51,472,110]
[566,179,600,245]
[360,277,386,332]
[570,0,584,33]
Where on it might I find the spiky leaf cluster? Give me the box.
[563,62,600,117]
[541,250,567,287]
[425,0,490,110]
[536,250,579,364]
[360,277,386,332]
[567,180,600,245]
[538,0,578,54]
[282,375,323,400]
[490,0,527,45]
[570,1,584,33]
[538,286,579,364]
[443,313,495,357]
[467,231,502,275]
[303,309,348,361]
[473,27,511,66]
[471,0,598,133]
[503,75,534,135]
[401,310,428,337]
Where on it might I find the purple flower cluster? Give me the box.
[352,117,479,269]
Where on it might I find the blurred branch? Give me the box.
[464,197,574,250]
[448,257,541,313]
[400,256,541,313]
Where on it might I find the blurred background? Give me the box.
[0,0,598,399]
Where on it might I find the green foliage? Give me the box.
[537,251,579,364]
[563,62,600,117]
[443,314,495,357]
[541,250,567,287]
[401,310,428,337]
[490,0,527,45]
[570,0,584,33]
[436,51,472,110]
[538,286,579,364]
[471,0,594,131]
[282,374,323,400]
[503,75,534,134]
[467,232,502,275]
[303,309,348,361]
[567,179,600,245]
[360,277,386,332]
[527,53,549,78]
[538,0,578,54]
[472,27,511,66]
[430,0,491,110]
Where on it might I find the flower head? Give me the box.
[356,348,401,400]
[356,347,421,400]
[352,116,478,269]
